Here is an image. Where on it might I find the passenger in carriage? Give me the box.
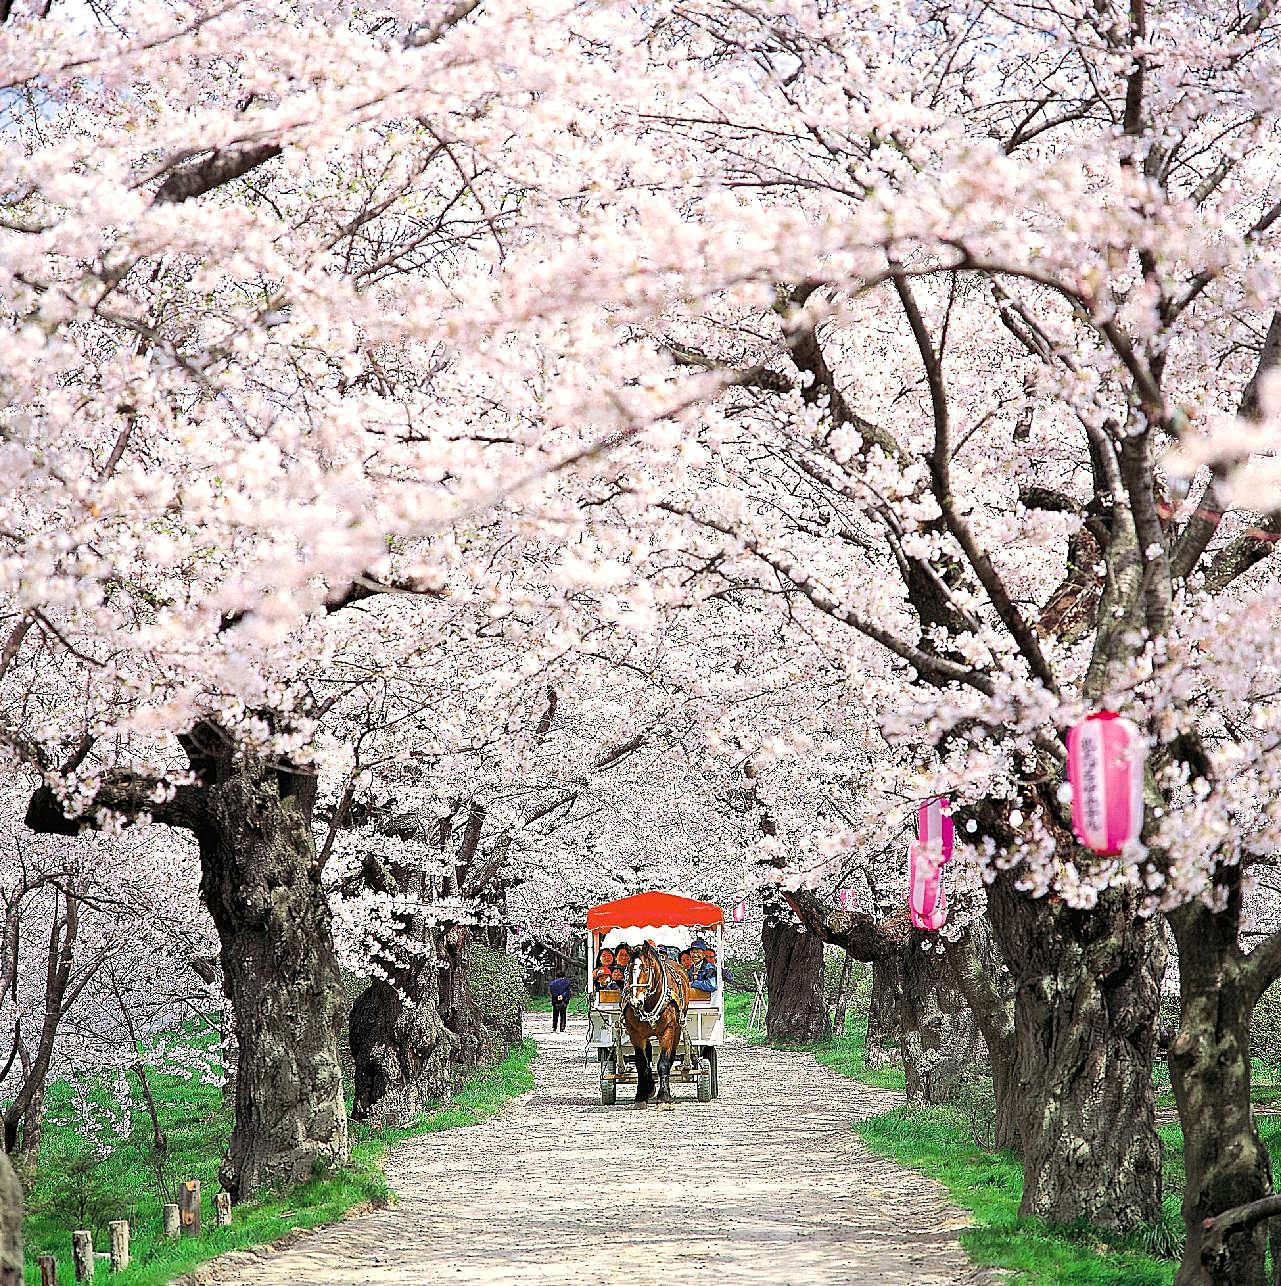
[614,944,633,974]
[686,939,719,993]
[592,947,617,991]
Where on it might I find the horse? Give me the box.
[622,942,692,1108]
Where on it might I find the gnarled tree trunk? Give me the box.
[988,872,1163,1232]
[197,761,349,1199]
[439,924,487,1071]
[899,931,985,1105]
[867,955,900,1057]
[26,722,351,1202]
[1169,897,1272,1286]
[763,907,830,1043]
[350,975,455,1124]
[0,1150,20,1286]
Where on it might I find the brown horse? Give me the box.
[622,943,692,1107]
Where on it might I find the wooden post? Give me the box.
[215,1191,232,1226]
[162,1203,181,1239]
[72,1230,94,1282]
[108,1220,129,1270]
[180,1179,201,1236]
[37,1254,57,1285]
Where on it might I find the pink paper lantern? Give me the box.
[907,841,947,931]
[1066,711,1145,856]
[731,900,747,923]
[838,888,857,912]
[917,795,955,865]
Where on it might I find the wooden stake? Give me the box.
[108,1220,129,1271]
[215,1191,232,1226]
[179,1179,201,1236]
[71,1230,93,1282]
[37,1253,56,1285]
[162,1203,180,1239]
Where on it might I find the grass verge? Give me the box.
[22,1038,537,1286]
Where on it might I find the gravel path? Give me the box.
[190,1014,988,1285]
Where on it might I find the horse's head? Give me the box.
[624,944,664,1012]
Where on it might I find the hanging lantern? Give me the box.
[917,795,954,864]
[731,900,747,924]
[838,888,857,912]
[1066,711,1145,856]
[907,841,947,931]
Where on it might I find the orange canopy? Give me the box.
[586,891,725,932]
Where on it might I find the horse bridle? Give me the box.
[625,953,669,1025]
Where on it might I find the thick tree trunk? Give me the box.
[349,976,456,1124]
[1169,900,1272,1286]
[0,1150,21,1286]
[26,726,351,1203]
[197,762,349,1200]
[763,912,830,1043]
[899,932,985,1105]
[987,873,1164,1232]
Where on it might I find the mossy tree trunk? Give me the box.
[987,871,1164,1232]
[899,930,986,1105]
[0,1150,20,1286]
[26,720,350,1201]
[763,905,830,1043]
[1168,893,1275,1286]
[190,746,349,1199]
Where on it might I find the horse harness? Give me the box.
[625,954,683,1025]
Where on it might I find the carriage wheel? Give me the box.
[702,1045,719,1098]
[696,1057,713,1103]
[600,1052,617,1106]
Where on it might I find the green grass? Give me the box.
[22,1037,537,1285]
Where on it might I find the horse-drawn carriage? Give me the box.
[585,891,724,1106]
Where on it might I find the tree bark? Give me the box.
[196,759,349,1198]
[1169,898,1273,1286]
[866,955,901,1062]
[438,924,487,1072]
[350,976,456,1124]
[0,1149,21,1286]
[899,932,985,1105]
[26,724,351,1201]
[832,949,853,1034]
[987,872,1164,1232]
[763,908,830,1043]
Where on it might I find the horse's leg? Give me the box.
[656,1014,676,1104]
[634,1038,655,1105]
[626,1016,654,1105]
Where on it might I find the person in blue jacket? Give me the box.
[549,967,571,1032]
[687,940,719,992]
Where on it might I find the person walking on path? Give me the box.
[549,967,571,1032]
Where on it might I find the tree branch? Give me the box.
[891,269,1060,695]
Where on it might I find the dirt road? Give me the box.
[191,1014,986,1285]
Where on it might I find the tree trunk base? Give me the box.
[350,979,457,1125]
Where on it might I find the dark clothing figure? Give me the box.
[550,975,571,1032]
